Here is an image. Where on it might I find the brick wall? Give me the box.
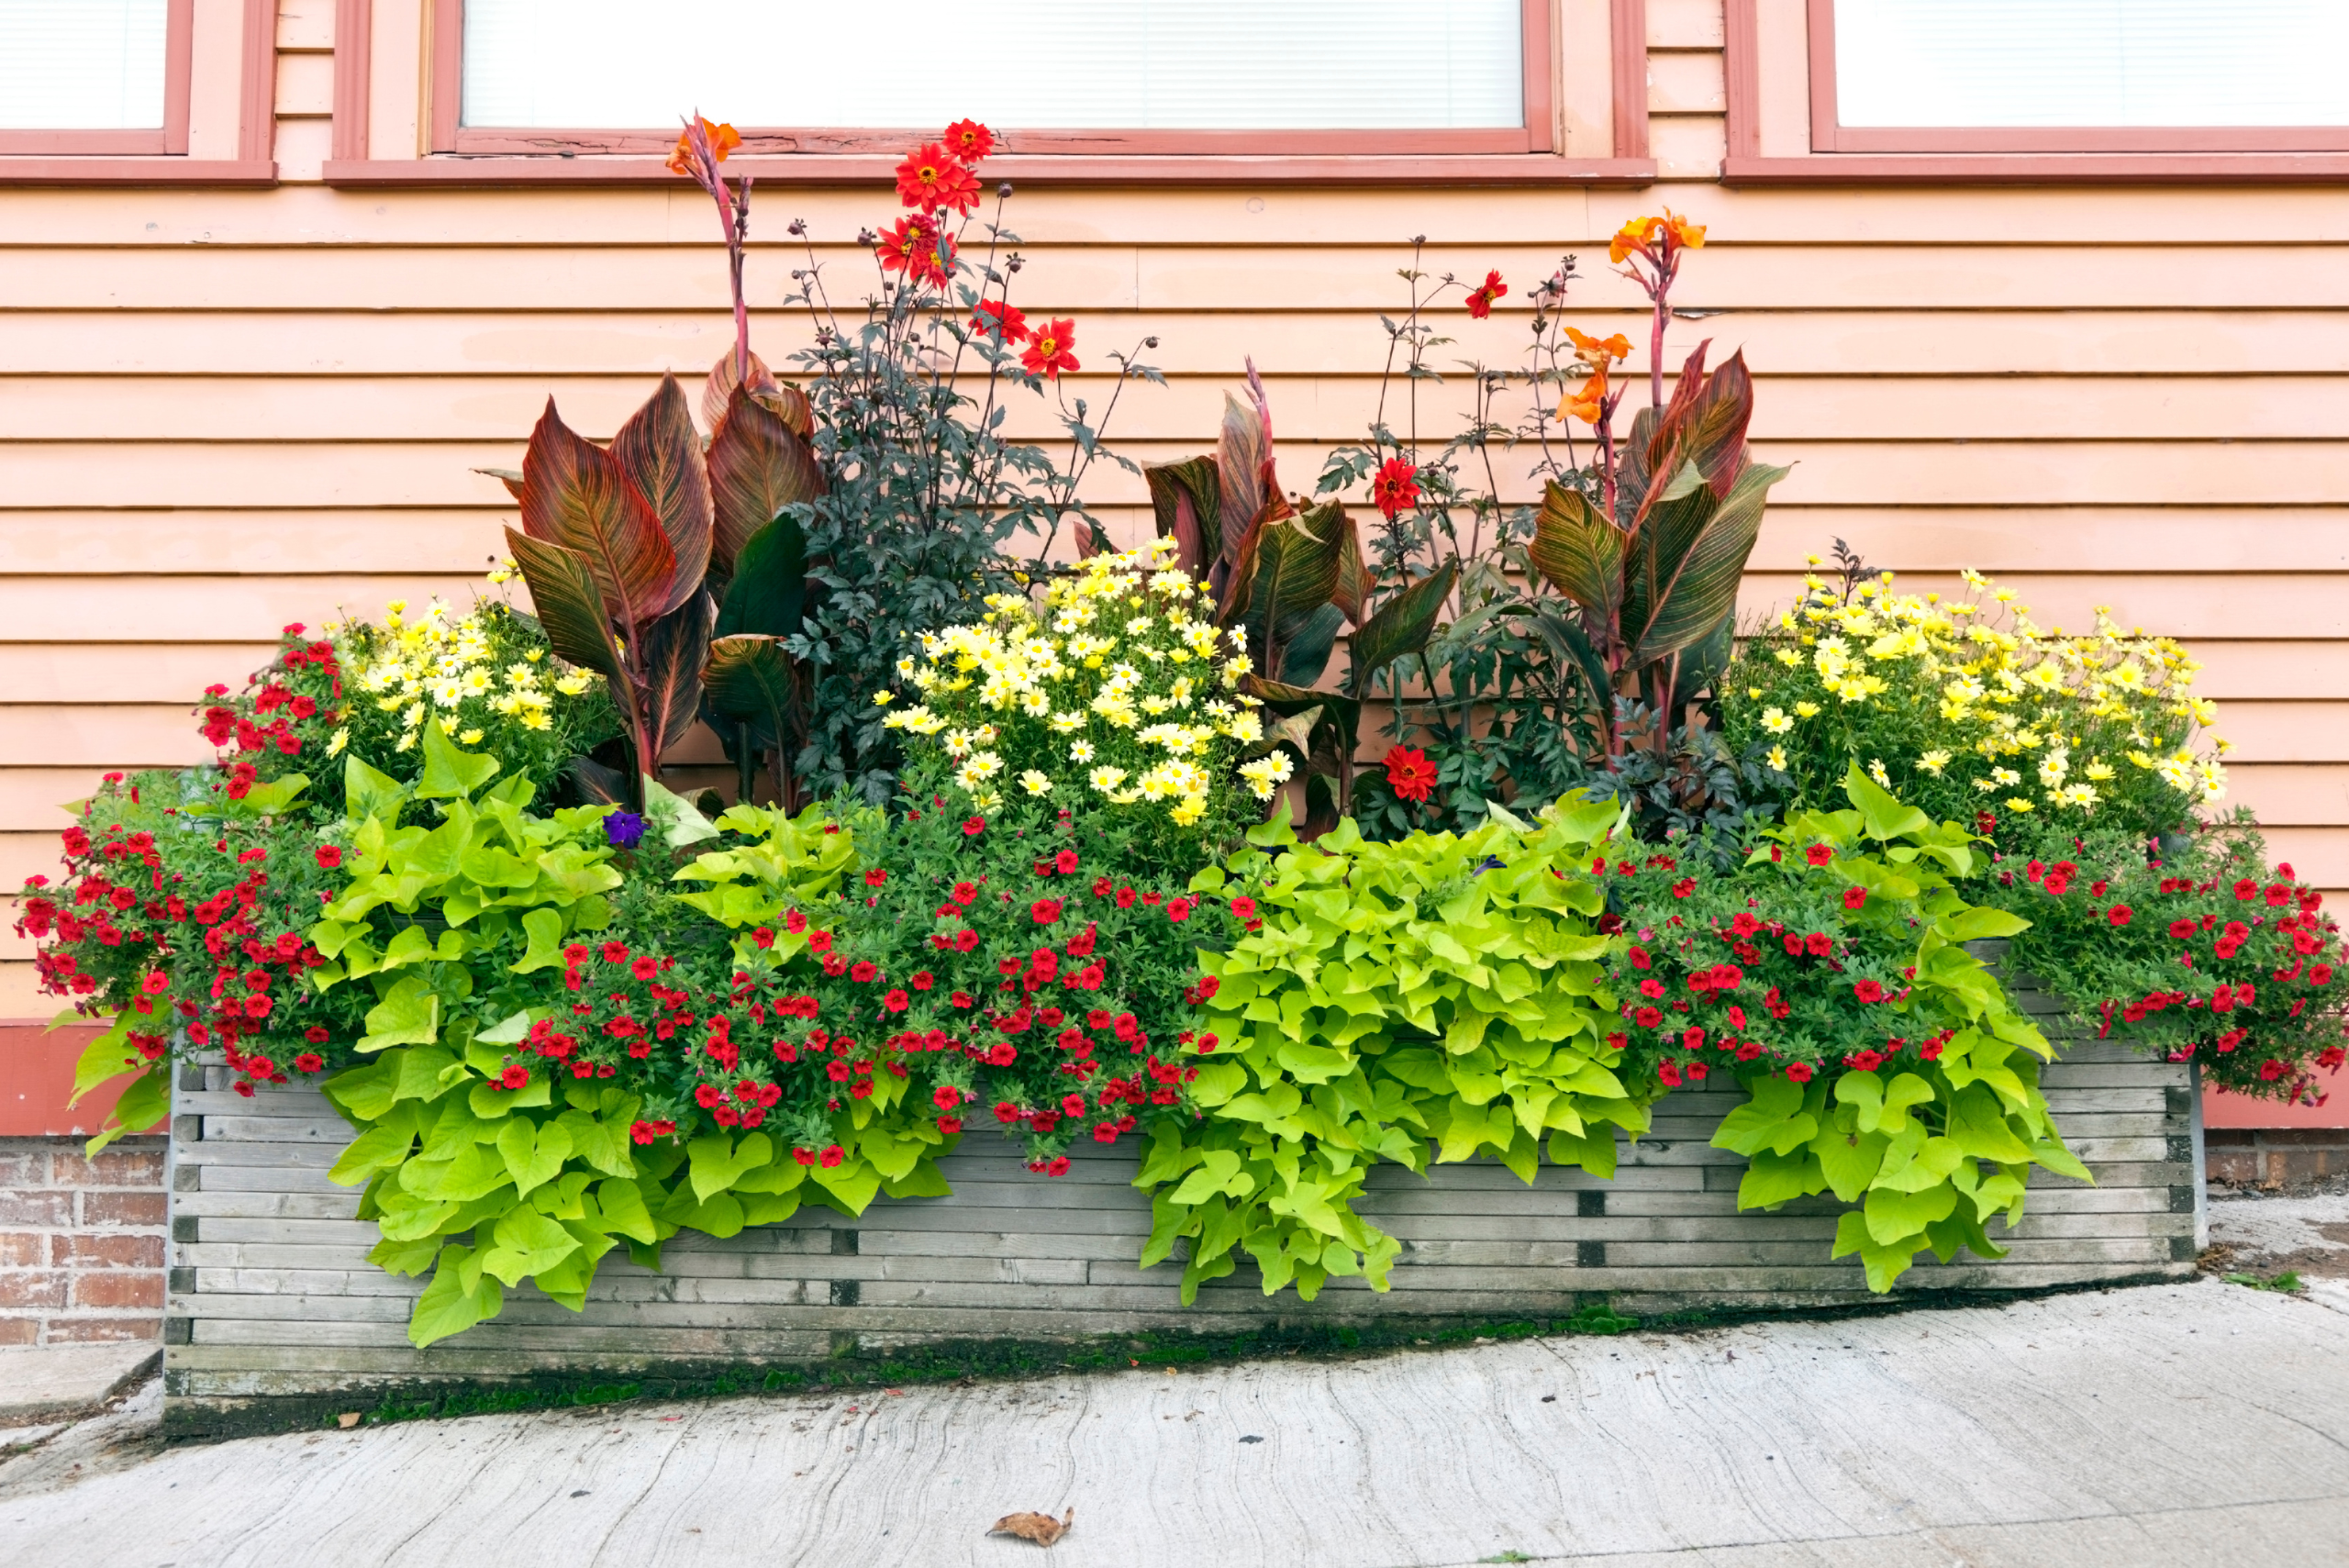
[0,1137,166,1346]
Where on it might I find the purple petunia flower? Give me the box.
[604,810,647,851]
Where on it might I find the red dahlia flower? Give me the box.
[1370,458,1420,520]
[1464,270,1507,318]
[896,142,981,214]
[971,298,1030,344]
[875,214,954,287]
[1384,746,1438,803]
[942,118,994,163]
[1021,318,1080,379]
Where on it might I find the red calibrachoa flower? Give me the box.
[1371,458,1420,520]
[1384,746,1438,804]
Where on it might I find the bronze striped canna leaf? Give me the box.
[610,374,712,617]
[504,527,624,688]
[1529,482,1625,631]
[707,384,826,574]
[518,399,678,636]
[1145,456,1219,584]
[1624,458,1787,666]
[639,595,714,759]
[1345,559,1456,698]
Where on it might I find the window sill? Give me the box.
[1722,152,2349,185]
[0,158,277,187]
[324,153,1657,188]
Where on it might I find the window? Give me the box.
[1817,0,2349,152]
[0,0,188,153]
[439,0,1554,156]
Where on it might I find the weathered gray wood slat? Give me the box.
[165,1001,2202,1417]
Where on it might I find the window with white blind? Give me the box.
[1819,0,2349,151]
[450,0,1547,154]
[0,0,173,139]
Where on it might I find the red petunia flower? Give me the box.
[1785,1062,1814,1083]
[2108,904,2133,927]
[1853,979,1886,1003]
[963,817,986,837]
[1370,458,1420,520]
[1806,844,1833,867]
[1384,746,1438,804]
[1230,895,1258,920]
[1054,849,1081,874]
[1032,898,1063,925]
[1842,887,1868,910]
[1464,270,1507,318]
[315,845,342,870]
[1020,318,1079,379]
[1167,898,1194,923]
[942,118,994,163]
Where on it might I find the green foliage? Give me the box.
[1145,797,1656,1302]
[1987,817,2349,1103]
[2224,1270,2304,1293]
[308,728,622,1053]
[1603,769,2089,1291]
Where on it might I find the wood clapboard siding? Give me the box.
[162,1027,2199,1418]
[1,0,2345,1020]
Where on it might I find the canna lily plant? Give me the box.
[1529,340,1787,758]
[1147,372,1458,833]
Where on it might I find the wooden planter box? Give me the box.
[161,973,2204,1434]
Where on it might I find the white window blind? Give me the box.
[1835,0,2349,128]
[0,0,168,129]
[462,0,1524,130]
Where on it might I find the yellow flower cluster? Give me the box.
[883,537,1269,830]
[1731,565,2225,823]
[340,597,599,755]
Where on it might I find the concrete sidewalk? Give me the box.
[4,1275,2348,1567]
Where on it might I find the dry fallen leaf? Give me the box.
[336,1412,361,1429]
[988,1507,1074,1547]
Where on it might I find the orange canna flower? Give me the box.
[1662,207,1706,249]
[666,117,740,176]
[1558,367,1609,425]
[1609,215,1664,264]
[1564,326,1631,367]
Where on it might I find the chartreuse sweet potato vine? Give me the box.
[1607,769,2091,1291]
[1151,797,1653,1303]
[309,728,950,1346]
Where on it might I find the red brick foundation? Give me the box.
[2206,1129,2349,1188]
[0,1137,166,1346]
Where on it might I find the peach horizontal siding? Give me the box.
[0,1,2344,1038]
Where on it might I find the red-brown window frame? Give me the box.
[0,0,194,155]
[1722,0,2349,184]
[1807,0,2349,155]
[0,0,276,184]
[426,0,1558,159]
